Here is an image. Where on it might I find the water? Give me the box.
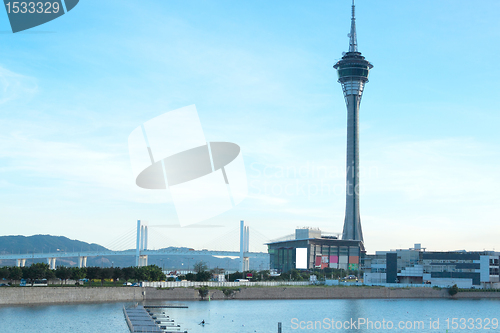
[1,299,499,332]
[0,302,129,333]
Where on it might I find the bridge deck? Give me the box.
[0,249,268,260]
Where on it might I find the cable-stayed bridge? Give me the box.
[0,220,269,271]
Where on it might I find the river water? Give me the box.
[0,298,499,332]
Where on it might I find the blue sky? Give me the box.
[0,0,499,254]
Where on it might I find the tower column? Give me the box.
[343,94,363,241]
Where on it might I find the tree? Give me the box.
[99,267,113,286]
[222,287,237,298]
[185,273,196,281]
[45,269,56,281]
[449,284,459,296]
[135,267,148,282]
[8,267,22,283]
[70,267,86,284]
[25,263,50,286]
[122,267,135,283]
[86,267,101,287]
[193,261,208,274]
[198,286,209,299]
[55,266,72,285]
[146,265,166,281]
[112,267,123,285]
[0,267,9,281]
[135,265,165,282]
[211,267,224,274]
[196,271,211,282]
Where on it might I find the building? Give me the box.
[267,228,364,273]
[333,0,373,243]
[363,244,500,288]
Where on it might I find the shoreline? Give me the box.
[1,286,500,306]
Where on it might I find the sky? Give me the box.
[1,0,499,254]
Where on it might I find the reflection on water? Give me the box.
[0,302,129,333]
[0,298,499,333]
[146,299,500,333]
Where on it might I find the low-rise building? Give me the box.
[363,244,500,288]
[267,228,364,273]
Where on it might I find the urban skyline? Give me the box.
[0,1,499,253]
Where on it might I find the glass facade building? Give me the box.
[268,230,364,273]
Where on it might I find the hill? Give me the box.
[0,234,107,255]
[0,235,267,270]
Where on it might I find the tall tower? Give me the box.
[333,0,373,242]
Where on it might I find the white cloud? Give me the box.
[0,131,171,205]
[0,66,38,105]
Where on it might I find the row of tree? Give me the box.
[0,264,165,286]
[1,260,358,285]
[182,260,358,282]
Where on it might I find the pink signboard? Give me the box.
[329,255,338,263]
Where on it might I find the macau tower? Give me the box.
[333,0,373,242]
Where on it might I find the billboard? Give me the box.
[296,248,308,269]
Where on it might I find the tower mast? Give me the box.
[333,0,373,242]
[349,0,357,53]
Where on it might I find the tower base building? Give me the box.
[267,228,364,273]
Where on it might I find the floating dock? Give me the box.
[144,305,189,309]
[123,304,188,333]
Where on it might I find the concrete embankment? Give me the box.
[0,287,144,306]
[1,287,500,306]
[146,286,455,300]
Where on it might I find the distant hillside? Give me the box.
[0,235,267,270]
[0,235,108,255]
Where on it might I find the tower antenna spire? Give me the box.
[349,0,358,52]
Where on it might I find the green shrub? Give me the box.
[448,284,459,296]
[198,286,209,299]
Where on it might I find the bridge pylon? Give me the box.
[136,220,149,267]
[78,256,87,268]
[240,220,249,272]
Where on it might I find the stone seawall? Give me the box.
[146,286,452,300]
[1,287,499,306]
[0,287,144,306]
[146,287,500,300]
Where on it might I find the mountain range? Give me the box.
[0,235,265,271]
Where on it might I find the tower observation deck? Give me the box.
[333,0,373,243]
